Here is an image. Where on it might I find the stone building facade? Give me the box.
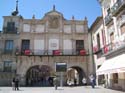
[0,6,93,86]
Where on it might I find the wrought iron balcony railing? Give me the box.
[102,40,125,55]
[15,49,88,56]
[0,49,16,54]
[0,47,89,56]
[104,14,113,25]
[3,27,18,34]
[111,0,125,16]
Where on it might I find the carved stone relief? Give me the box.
[49,16,59,28]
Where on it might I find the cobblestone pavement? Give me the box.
[0,86,124,93]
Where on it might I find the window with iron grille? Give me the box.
[120,23,125,34]
[76,40,84,49]
[4,61,12,72]
[76,40,84,54]
[5,40,13,53]
[21,40,30,53]
[7,22,15,32]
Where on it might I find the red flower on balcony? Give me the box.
[104,46,108,53]
[53,50,60,55]
[24,49,31,55]
[80,49,86,55]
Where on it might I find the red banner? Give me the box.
[25,50,31,55]
[53,50,60,55]
[80,49,86,55]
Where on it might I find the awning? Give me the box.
[96,54,125,75]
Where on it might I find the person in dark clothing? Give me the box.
[89,74,95,88]
[74,78,77,86]
[15,78,19,90]
[48,77,53,86]
[12,78,15,90]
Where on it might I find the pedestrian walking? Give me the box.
[89,74,95,88]
[82,77,87,86]
[15,78,19,90]
[53,77,58,90]
[74,78,77,86]
[12,77,15,90]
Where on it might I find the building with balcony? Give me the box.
[90,16,106,86]
[0,3,93,86]
[97,0,125,91]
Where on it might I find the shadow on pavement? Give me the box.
[84,86,101,89]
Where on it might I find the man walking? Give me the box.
[15,78,19,90]
[12,77,15,90]
[53,77,58,90]
[89,74,95,88]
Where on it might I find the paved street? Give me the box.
[0,86,124,93]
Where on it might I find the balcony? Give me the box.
[3,27,18,34]
[3,49,14,54]
[111,0,125,16]
[0,48,17,55]
[118,15,125,27]
[104,14,113,25]
[102,40,125,55]
[15,49,89,56]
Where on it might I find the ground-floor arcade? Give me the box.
[0,55,94,86]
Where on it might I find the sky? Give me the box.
[0,0,101,31]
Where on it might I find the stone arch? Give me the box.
[25,65,55,86]
[66,66,86,86]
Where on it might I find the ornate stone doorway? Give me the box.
[26,65,54,86]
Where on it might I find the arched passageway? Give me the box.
[67,66,86,86]
[26,65,54,86]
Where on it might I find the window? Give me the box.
[4,61,12,72]
[110,32,114,48]
[107,8,111,15]
[21,40,30,51]
[76,40,84,49]
[7,22,15,32]
[97,33,100,50]
[113,73,118,83]
[120,24,125,34]
[5,40,13,53]
[76,40,84,54]
[110,32,114,42]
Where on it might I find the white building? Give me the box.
[96,0,125,91]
